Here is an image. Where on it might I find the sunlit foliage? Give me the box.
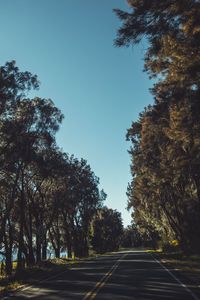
[115,0,200,252]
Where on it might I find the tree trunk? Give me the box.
[27,205,35,266]
[49,228,60,258]
[67,240,72,259]
[17,167,26,271]
[36,234,41,263]
[193,175,200,206]
[4,232,13,276]
[42,235,47,260]
[55,247,60,258]
[28,247,35,266]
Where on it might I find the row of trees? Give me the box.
[0,61,110,275]
[115,0,200,251]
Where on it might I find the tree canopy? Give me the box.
[90,206,123,253]
[115,0,200,252]
[0,61,108,275]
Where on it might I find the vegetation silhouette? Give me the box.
[0,61,118,277]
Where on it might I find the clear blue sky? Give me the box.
[0,0,153,226]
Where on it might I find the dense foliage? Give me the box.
[121,225,142,248]
[0,61,108,275]
[115,0,200,252]
[90,207,123,253]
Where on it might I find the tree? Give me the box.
[0,61,39,274]
[0,61,64,272]
[65,157,106,258]
[0,61,107,275]
[91,207,123,254]
[114,1,200,251]
[114,0,200,108]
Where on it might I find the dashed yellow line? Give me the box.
[82,253,128,300]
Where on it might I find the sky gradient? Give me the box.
[0,0,154,226]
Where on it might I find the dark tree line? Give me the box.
[121,225,142,248]
[0,61,109,275]
[114,0,200,252]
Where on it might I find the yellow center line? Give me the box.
[82,253,128,300]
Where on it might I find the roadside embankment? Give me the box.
[147,249,200,288]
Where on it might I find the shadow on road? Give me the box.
[7,251,199,300]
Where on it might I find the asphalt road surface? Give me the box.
[5,249,200,300]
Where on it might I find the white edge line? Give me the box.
[148,252,200,300]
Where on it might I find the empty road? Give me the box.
[5,249,200,300]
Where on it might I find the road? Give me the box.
[5,249,200,300]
